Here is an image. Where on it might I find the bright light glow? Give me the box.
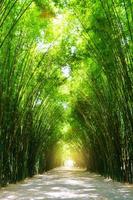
[36,38,58,53]
[62,102,68,110]
[37,41,54,52]
[37,41,45,51]
[40,30,45,37]
[64,159,74,168]
[71,46,77,54]
[53,14,64,25]
[61,65,71,78]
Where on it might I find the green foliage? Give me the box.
[0,0,64,186]
[0,0,132,186]
[70,0,133,183]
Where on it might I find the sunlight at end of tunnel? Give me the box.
[64,159,74,168]
[52,140,87,170]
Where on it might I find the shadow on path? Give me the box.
[0,167,133,200]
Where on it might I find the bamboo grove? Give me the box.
[0,0,133,186]
[71,0,133,183]
[0,0,64,186]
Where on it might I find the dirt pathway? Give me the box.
[0,168,133,200]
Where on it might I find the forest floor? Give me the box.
[0,167,133,200]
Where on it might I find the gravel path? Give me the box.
[0,167,133,200]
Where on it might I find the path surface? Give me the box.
[0,167,133,200]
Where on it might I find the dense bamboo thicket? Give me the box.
[71,0,133,183]
[0,0,132,186]
[0,0,64,186]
